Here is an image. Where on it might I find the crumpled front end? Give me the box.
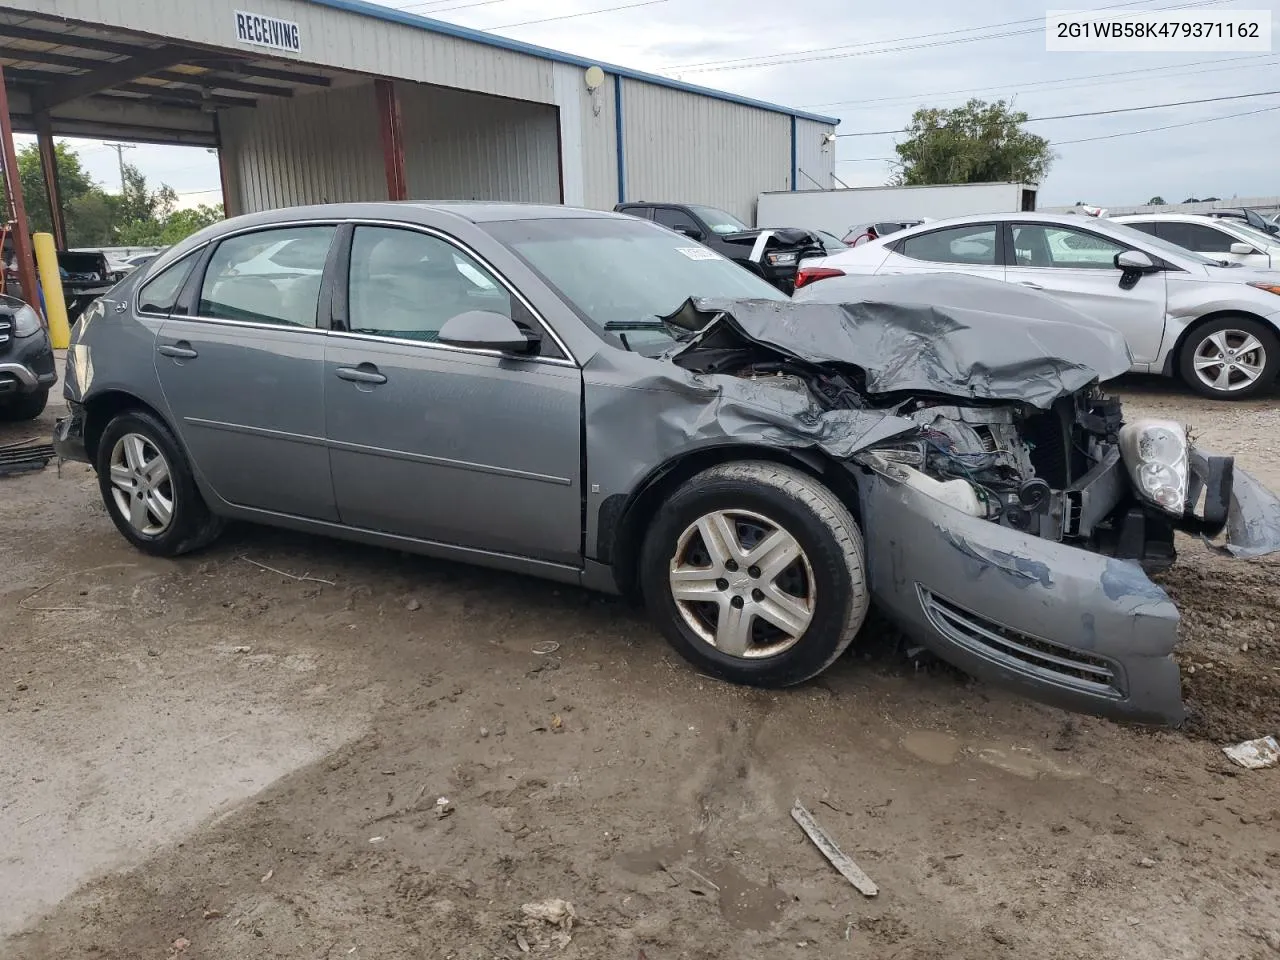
[856,456,1186,725]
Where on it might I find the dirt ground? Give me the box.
[2,370,1279,960]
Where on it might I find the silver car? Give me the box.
[798,212,1280,399]
[54,204,1280,725]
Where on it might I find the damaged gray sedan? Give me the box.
[54,204,1280,726]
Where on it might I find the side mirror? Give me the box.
[437,310,538,354]
[673,224,704,241]
[1115,249,1156,272]
[1230,242,1257,256]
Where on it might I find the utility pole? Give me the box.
[103,141,135,194]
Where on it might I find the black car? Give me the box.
[614,202,824,293]
[0,294,57,421]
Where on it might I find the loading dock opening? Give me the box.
[1,0,836,308]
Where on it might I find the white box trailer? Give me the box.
[756,182,1038,236]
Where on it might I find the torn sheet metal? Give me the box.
[582,347,919,474]
[1207,465,1280,559]
[678,272,1132,409]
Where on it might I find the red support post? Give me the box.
[0,64,42,319]
[375,79,407,202]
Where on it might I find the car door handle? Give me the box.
[157,343,198,359]
[336,365,388,385]
[1018,281,1045,290]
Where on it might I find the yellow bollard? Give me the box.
[32,232,71,349]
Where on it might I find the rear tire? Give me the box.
[1179,316,1278,399]
[0,388,48,421]
[639,461,869,687]
[95,409,224,557]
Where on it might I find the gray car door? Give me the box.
[323,224,583,566]
[153,223,340,520]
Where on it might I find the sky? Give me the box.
[15,0,1280,209]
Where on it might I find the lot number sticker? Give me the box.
[677,247,721,261]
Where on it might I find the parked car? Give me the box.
[1114,213,1280,271]
[614,201,824,293]
[4,248,119,323]
[52,203,1280,726]
[0,294,57,421]
[842,220,926,246]
[796,212,1280,399]
[814,230,851,253]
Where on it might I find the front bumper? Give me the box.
[858,466,1184,725]
[0,328,56,397]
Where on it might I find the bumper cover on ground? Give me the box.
[857,464,1184,725]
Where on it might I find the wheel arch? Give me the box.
[1162,309,1278,377]
[599,442,862,602]
[82,389,175,465]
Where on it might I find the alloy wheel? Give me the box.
[108,433,175,536]
[668,508,816,659]
[1192,329,1267,393]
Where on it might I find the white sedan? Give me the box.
[1113,213,1280,271]
[795,212,1280,399]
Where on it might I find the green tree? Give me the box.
[1147,196,1166,205]
[3,142,222,248]
[893,99,1053,186]
[0,142,117,246]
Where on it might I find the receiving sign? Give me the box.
[235,10,302,53]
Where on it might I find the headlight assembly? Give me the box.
[11,304,42,338]
[1119,419,1188,514]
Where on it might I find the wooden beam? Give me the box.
[0,65,43,322]
[33,112,66,250]
[35,45,201,110]
[375,79,407,202]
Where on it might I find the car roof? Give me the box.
[893,211,1116,231]
[214,201,628,230]
[1113,213,1241,223]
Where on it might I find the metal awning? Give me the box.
[0,9,350,145]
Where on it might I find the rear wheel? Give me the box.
[640,461,869,687]
[0,388,48,421]
[95,409,224,556]
[1179,316,1278,399]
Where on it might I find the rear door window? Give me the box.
[899,224,998,265]
[197,226,336,327]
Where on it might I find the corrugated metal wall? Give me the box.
[396,82,561,203]
[219,83,386,213]
[22,0,557,105]
[794,117,837,192]
[620,81,792,223]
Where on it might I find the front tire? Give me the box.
[639,461,869,687]
[1179,316,1278,399]
[95,409,224,557]
[0,388,48,421]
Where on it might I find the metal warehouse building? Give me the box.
[0,0,838,234]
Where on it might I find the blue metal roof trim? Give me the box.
[303,0,840,126]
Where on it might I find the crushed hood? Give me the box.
[672,272,1133,410]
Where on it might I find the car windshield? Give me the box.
[688,205,749,235]
[484,216,786,351]
[1102,220,1222,267]
[1230,222,1278,249]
